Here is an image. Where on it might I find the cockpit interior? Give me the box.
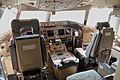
[0,0,120,80]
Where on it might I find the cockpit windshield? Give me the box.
[0,7,117,37]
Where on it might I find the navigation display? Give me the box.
[47,30,54,37]
[58,29,65,36]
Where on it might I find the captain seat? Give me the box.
[9,19,46,79]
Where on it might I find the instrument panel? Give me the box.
[40,21,83,51]
[40,21,73,39]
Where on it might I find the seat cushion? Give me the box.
[66,70,103,80]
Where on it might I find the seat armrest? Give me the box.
[103,73,115,80]
[74,48,86,58]
[111,61,119,70]
[9,38,19,70]
[9,37,15,47]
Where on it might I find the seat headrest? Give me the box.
[96,22,110,30]
[11,19,39,38]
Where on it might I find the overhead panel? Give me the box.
[35,0,92,11]
[0,0,92,11]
